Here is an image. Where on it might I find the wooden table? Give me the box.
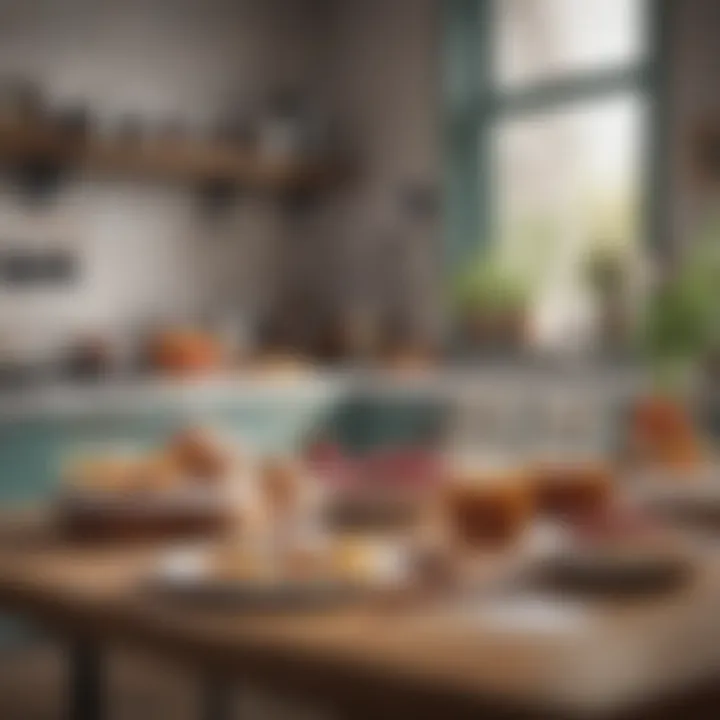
[1,520,720,720]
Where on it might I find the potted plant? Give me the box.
[451,259,531,354]
[641,218,720,389]
[584,243,629,353]
[630,222,720,468]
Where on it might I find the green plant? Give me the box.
[584,244,626,296]
[451,257,530,315]
[641,214,720,384]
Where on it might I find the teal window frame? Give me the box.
[443,0,674,275]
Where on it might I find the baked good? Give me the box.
[166,427,236,483]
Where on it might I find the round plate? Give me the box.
[58,485,225,513]
[148,544,408,610]
[536,548,693,597]
[634,479,720,531]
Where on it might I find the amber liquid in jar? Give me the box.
[444,472,531,549]
[530,463,612,519]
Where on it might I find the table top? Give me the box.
[0,516,719,720]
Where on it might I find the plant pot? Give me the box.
[627,391,704,470]
[463,308,527,355]
[597,291,628,354]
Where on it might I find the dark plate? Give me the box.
[533,552,694,598]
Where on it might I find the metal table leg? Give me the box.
[67,641,105,720]
[201,677,234,720]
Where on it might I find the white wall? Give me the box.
[0,0,325,357]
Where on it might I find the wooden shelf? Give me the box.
[0,119,344,192]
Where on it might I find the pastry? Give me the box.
[166,427,236,483]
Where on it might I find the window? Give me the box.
[445,0,669,352]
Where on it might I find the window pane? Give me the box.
[491,94,644,352]
[495,0,646,89]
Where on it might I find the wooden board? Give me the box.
[0,119,345,192]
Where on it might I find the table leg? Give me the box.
[67,641,105,720]
[201,677,234,720]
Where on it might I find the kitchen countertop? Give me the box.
[0,365,645,421]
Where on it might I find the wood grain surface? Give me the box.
[0,514,719,719]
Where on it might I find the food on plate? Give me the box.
[65,456,145,493]
[304,441,347,479]
[65,451,187,494]
[361,447,444,489]
[529,462,613,518]
[131,452,182,492]
[58,428,244,543]
[260,457,302,512]
[63,426,240,497]
[207,535,396,587]
[305,443,444,490]
[571,504,670,543]
[303,444,444,533]
[328,536,380,580]
[211,545,333,584]
[443,469,532,548]
[566,505,690,567]
[165,427,236,483]
[212,549,277,582]
[259,456,321,519]
[543,503,694,595]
